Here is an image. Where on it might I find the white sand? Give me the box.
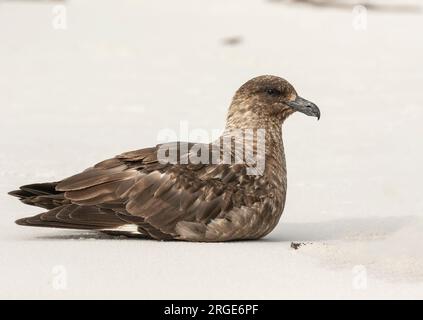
[0,0,422,299]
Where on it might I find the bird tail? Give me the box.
[10,184,130,231]
[8,182,66,210]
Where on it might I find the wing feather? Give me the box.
[14,142,266,240]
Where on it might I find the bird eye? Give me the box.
[266,88,281,96]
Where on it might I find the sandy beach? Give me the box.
[0,0,422,299]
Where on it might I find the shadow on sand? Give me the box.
[30,216,419,243]
[263,215,418,242]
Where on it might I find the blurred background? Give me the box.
[0,0,422,299]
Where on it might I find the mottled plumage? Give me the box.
[9,75,320,241]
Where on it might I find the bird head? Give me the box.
[227,75,320,127]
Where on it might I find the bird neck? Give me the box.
[222,119,285,179]
[224,108,284,151]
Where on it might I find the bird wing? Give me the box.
[16,142,266,240]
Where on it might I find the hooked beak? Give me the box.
[287,96,320,120]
